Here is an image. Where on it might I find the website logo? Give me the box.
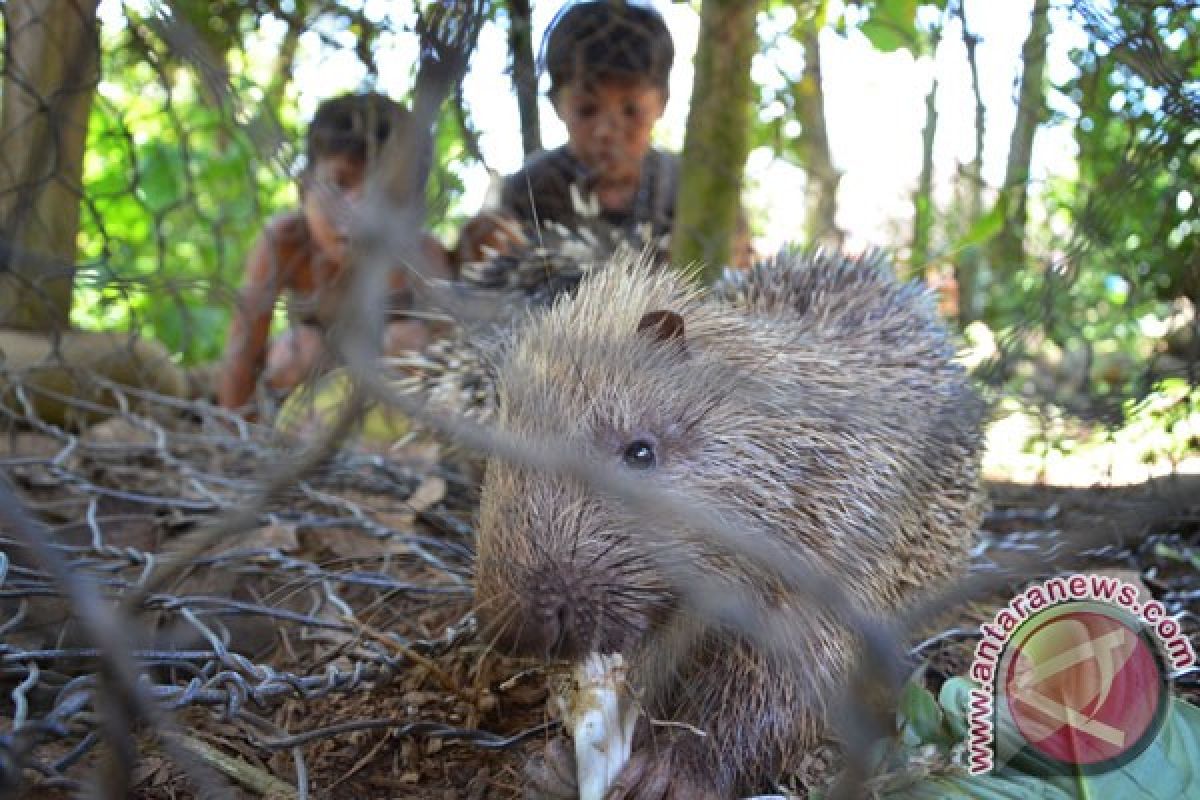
[966,574,1195,774]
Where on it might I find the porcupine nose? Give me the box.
[534,598,577,658]
[492,577,591,660]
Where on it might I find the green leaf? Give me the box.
[884,696,1200,799]
[939,676,974,741]
[1153,542,1200,572]
[813,0,830,30]
[886,771,1072,799]
[898,675,945,746]
[955,203,1006,251]
[859,0,919,53]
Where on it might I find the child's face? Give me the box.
[302,153,366,265]
[554,78,666,189]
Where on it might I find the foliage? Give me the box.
[35,0,1199,457]
[1064,4,1199,309]
[977,1,1199,429]
[748,5,813,174]
[73,21,294,364]
[851,0,948,56]
[750,0,948,172]
[879,675,1200,798]
[70,3,474,364]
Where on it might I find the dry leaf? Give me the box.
[390,439,442,471]
[311,526,393,560]
[0,432,64,459]
[407,475,446,513]
[247,523,301,552]
[131,757,166,787]
[83,416,155,445]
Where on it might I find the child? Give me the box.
[457,1,683,262]
[217,92,451,416]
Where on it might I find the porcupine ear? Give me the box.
[637,310,687,354]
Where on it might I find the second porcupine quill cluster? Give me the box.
[387,202,985,799]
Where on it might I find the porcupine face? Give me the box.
[472,257,749,661]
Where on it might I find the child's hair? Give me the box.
[303,92,409,172]
[542,1,674,102]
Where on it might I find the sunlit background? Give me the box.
[275,0,1087,252]
[89,0,1160,253]
[86,0,1198,486]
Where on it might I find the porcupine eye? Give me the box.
[622,439,657,469]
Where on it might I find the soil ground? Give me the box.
[3,422,1197,799]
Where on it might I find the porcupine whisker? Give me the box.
[467,590,503,623]
[607,607,671,639]
[483,615,524,659]
[601,564,666,587]
[599,598,645,622]
[599,608,653,635]
[604,594,662,618]
[616,593,669,622]
[604,583,669,602]
[466,588,510,617]
[477,596,527,655]
[469,553,554,580]
[585,531,633,570]
[523,528,556,566]
[600,559,668,590]
[563,498,596,565]
[595,608,642,642]
[468,599,519,646]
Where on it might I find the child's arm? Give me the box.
[382,235,454,355]
[217,216,298,414]
[453,211,528,265]
[419,233,454,281]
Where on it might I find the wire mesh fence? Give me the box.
[0,0,1197,797]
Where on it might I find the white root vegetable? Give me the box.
[558,652,638,800]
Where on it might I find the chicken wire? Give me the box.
[0,0,1197,797]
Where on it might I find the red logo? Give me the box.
[1001,604,1165,769]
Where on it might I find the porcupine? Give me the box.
[392,202,668,430]
[471,248,986,798]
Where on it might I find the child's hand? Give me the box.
[383,319,432,356]
[455,212,528,264]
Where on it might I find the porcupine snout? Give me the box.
[481,560,607,661]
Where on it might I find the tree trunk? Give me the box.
[263,6,305,116]
[672,0,760,280]
[955,0,986,324]
[0,0,101,332]
[912,70,939,271]
[795,24,842,246]
[988,0,1050,285]
[506,0,541,157]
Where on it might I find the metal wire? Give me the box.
[0,0,1196,797]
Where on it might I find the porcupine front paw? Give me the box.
[524,735,578,799]
[605,736,725,800]
[524,731,726,800]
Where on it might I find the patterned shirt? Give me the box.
[499,146,679,242]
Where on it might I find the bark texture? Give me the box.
[988,0,1051,282]
[955,0,986,324]
[795,25,842,246]
[0,0,101,331]
[506,0,541,157]
[672,0,760,281]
